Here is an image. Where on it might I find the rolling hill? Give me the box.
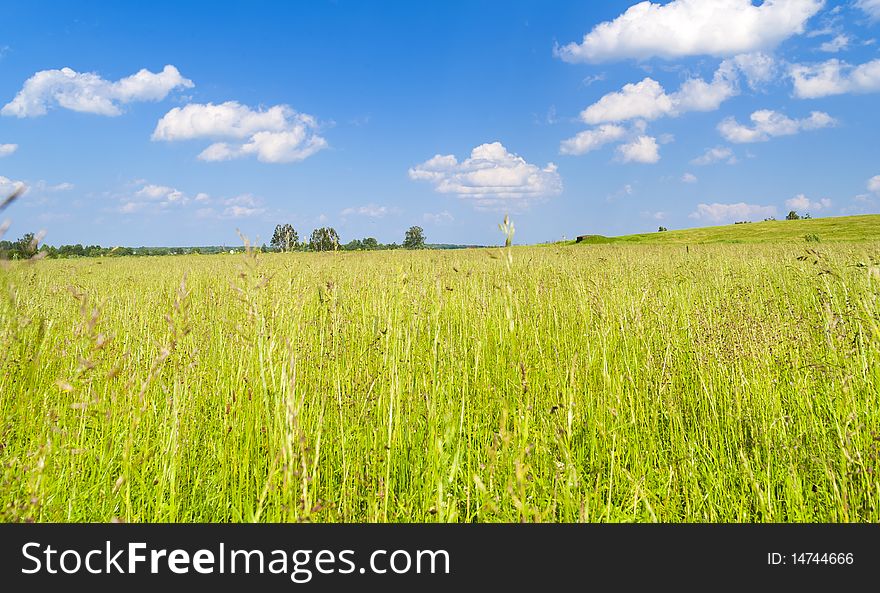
[571,214,880,245]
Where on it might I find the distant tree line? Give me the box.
[1,224,433,260]
[0,238,245,260]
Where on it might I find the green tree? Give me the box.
[13,233,36,259]
[271,223,299,252]
[363,237,379,250]
[786,210,801,220]
[310,227,340,252]
[403,225,426,249]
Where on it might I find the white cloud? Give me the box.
[0,143,17,157]
[868,175,880,193]
[154,102,290,140]
[641,210,667,220]
[689,202,777,222]
[790,58,880,98]
[731,52,777,89]
[857,0,880,20]
[559,124,626,155]
[841,193,878,215]
[152,101,328,163]
[672,62,740,112]
[423,211,454,224]
[691,146,738,165]
[718,109,835,143]
[579,62,738,125]
[605,183,635,202]
[28,180,74,193]
[581,73,607,87]
[219,194,265,218]
[137,184,182,201]
[819,34,850,53]
[119,182,192,213]
[567,58,766,159]
[616,135,660,164]
[409,142,562,207]
[785,194,832,211]
[581,78,674,124]
[681,172,698,183]
[341,204,393,218]
[0,177,73,202]
[0,175,26,196]
[1,65,192,117]
[555,0,822,63]
[223,205,262,218]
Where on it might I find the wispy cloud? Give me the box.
[689,202,777,223]
[691,146,737,165]
[718,110,835,143]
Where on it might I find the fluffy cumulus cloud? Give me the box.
[559,124,627,155]
[562,52,780,160]
[152,101,327,164]
[681,172,698,183]
[785,194,831,211]
[789,58,880,98]
[1,65,192,117]
[689,202,777,222]
[0,143,17,157]
[616,135,660,163]
[579,62,738,125]
[857,0,880,20]
[409,142,562,207]
[718,109,835,143]
[555,0,822,63]
[691,146,738,165]
[868,175,880,193]
[581,78,674,124]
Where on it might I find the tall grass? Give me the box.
[1,239,878,522]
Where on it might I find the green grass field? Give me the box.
[1,231,879,522]
[572,213,880,245]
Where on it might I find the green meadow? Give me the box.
[572,213,880,245]
[1,226,879,522]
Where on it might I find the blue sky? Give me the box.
[1,0,879,247]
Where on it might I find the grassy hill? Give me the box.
[571,214,880,245]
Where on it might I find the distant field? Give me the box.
[572,214,880,245]
[1,238,879,522]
